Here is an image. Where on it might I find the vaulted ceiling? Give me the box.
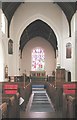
[2,2,76,26]
[2,2,77,53]
[20,19,57,51]
[2,2,21,25]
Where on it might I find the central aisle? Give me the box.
[30,91,54,112]
[20,87,62,118]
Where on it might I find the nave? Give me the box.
[0,78,77,119]
[0,2,77,119]
[20,88,62,118]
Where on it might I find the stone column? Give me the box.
[71,33,75,81]
[72,11,77,81]
[71,11,77,81]
[75,10,77,81]
[75,31,77,81]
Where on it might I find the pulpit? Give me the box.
[55,68,66,87]
[56,68,65,80]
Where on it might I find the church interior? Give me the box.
[0,1,77,119]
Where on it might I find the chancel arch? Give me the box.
[10,3,69,75]
[19,19,58,76]
[19,19,58,54]
[20,37,56,76]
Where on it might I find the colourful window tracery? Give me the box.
[32,48,45,71]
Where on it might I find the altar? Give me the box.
[30,71,46,78]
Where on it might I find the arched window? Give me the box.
[8,39,13,54]
[32,47,45,71]
[66,42,72,58]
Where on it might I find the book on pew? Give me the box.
[19,97,24,105]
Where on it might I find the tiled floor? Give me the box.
[20,89,62,118]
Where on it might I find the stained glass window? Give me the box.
[32,48,45,71]
[8,39,13,54]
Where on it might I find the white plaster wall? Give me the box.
[10,2,63,39]
[71,15,75,81]
[2,34,16,76]
[75,31,77,81]
[20,37,56,76]
[71,34,75,81]
[1,10,8,38]
[0,10,8,66]
[0,26,4,82]
[0,9,15,78]
[75,11,77,81]
[62,11,76,81]
[62,11,69,39]
[71,11,77,81]
[71,13,75,34]
[75,11,77,32]
[0,39,4,81]
[0,9,6,81]
[9,2,69,75]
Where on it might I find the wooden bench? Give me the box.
[46,82,63,110]
[2,92,20,118]
[63,94,77,118]
[62,82,77,118]
[0,102,8,118]
[19,82,32,111]
[1,81,31,117]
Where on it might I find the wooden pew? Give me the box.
[19,82,32,111]
[46,82,63,110]
[67,95,76,118]
[62,82,77,118]
[2,82,20,118]
[8,96,17,118]
[0,102,8,118]
[15,92,20,118]
[63,94,77,118]
[1,81,31,117]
